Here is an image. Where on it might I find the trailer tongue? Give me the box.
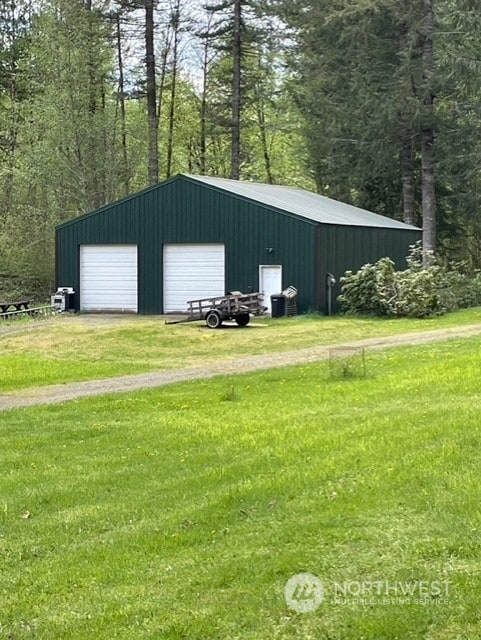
[165,291,267,328]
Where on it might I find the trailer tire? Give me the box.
[235,314,250,327]
[206,310,223,329]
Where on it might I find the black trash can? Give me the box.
[270,294,286,318]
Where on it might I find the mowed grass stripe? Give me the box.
[1,337,481,638]
[1,307,481,391]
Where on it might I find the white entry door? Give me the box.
[80,244,138,312]
[163,244,225,313]
[259,265,283,313]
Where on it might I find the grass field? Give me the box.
[1,336,481,638]
[1,307,481,391]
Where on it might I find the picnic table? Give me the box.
[0,300,30,314]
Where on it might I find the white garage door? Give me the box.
[163,244,225,313]
[80,245,138,312]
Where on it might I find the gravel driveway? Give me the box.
[1,323,481,411]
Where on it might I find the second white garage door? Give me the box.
[80,244,138,312]
[163,244,225,313]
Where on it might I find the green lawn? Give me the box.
[1,307,481,391]
[1,336,481,638]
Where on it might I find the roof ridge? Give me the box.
[182,174,420,231]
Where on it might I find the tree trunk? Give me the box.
[230,0,241,180]
[156,21,172,134]
[166,1,181,179]
[199,55,208,175]
[85,0,104,209]
[85,0,95,115]
[421,0,436,253]
[421,126,436,252]
[2,0,20,217]
[401,137,416,225]
[115,12,130,196]
[399,7,416,227]
[199,14,213,176]
[145,0,159,185]
[255,87,274,184]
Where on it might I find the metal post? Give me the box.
[326,273,336,316]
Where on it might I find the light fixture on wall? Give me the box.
[265,247,274,254]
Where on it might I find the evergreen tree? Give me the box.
[204,0,260,179]
[269,0,481,262]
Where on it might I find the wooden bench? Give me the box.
[0,300,30,314]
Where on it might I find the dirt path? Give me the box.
[1,323,481,412]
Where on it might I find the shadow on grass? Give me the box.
[199,322,268,331]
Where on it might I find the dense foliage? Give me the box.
[1,0,481,299]
[338,244,481,318]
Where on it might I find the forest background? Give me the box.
[1,0,480,298]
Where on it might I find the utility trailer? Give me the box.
[166,291,267,328]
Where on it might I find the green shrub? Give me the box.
[438,266,481,311]
[338,243,481,318]
[338,258,398,317]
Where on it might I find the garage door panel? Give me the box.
[80,245,138,312]
[163,244,225,313]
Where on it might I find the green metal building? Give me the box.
[55,174,422,314]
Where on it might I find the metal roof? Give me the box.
[184,174,420,230]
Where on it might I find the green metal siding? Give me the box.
[317,225,422,313]
[56,175,421,314]
[56,175,318,314]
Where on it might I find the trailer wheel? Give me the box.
[206,310,223,329]
[235,314,250,327]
